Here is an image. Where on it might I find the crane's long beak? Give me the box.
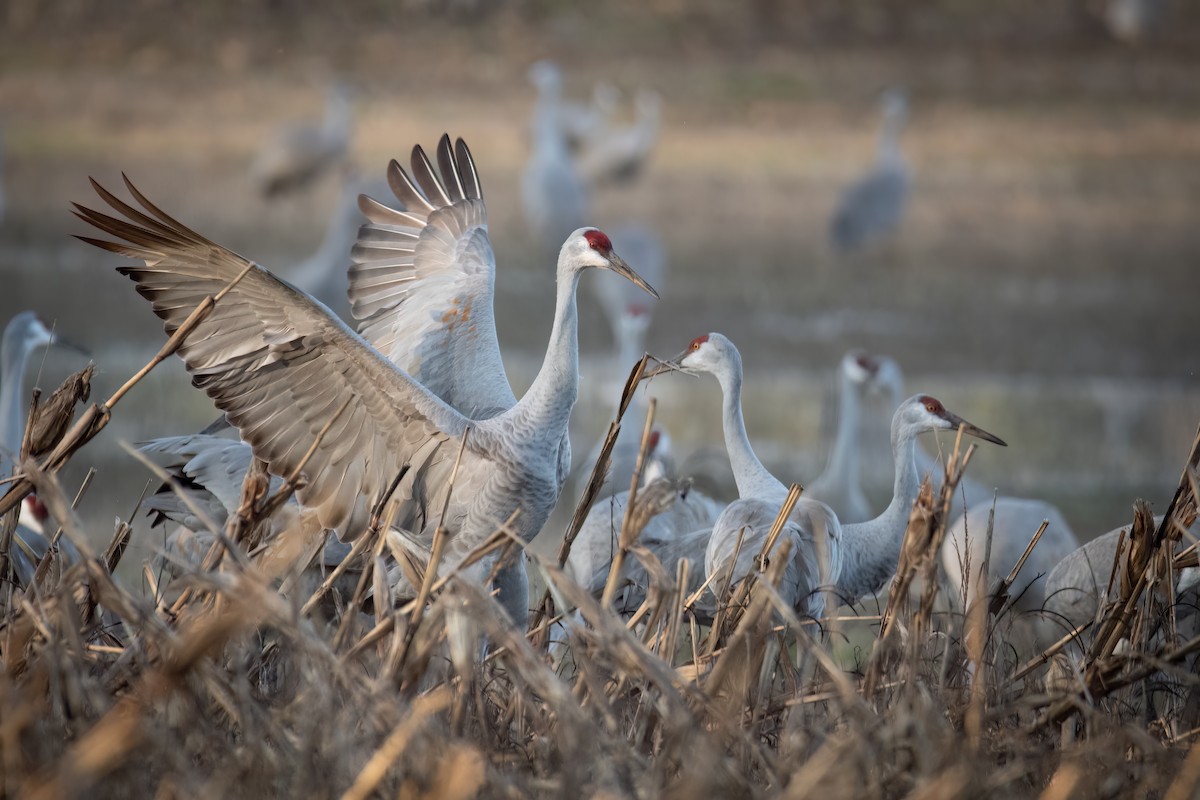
[50,335,91,358]
[605,252,659,299]
[946,412,1007,447]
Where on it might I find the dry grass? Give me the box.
[2,323,1200,799]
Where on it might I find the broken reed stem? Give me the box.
[600,397,656,609]
[533,355,648,634]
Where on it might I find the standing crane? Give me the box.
[0,312,83,585]
[572,223,672,503]
[830,89,910,253]
[655,333,1004,620]
[576,89,662,188]
[804,350,888,524]
[870,354,1080,614]
[250,81,354,198]
[522,61,590,256]
[74,136,657,629]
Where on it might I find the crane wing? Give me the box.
[75,177,471,539]
[350,135,516,420]
[139,434,267,527]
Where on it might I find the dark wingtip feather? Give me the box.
[454,138,483,202]
[409,142,451,209]
[436,134,465,204]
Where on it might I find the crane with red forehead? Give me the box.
[651,333,1006,620]
[75,135,658,628]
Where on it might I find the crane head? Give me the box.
[642,332,740,382]
[842,349,881,385]
[897,393,1006,447]
[561,228,658,299]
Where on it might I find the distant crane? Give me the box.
[250,81,354,198]
[830,89,910,253]
[656,333,1005,620]
[75,135,657,629]
[804,350,889,524]
[0,312,83,585]
[576,89,662,187]
[522,61,590,256]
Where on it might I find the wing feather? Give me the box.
[349,134,516,420]
[76,179,471,539]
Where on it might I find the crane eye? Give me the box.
[688,334,709,351]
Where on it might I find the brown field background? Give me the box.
[1,0,1198,573]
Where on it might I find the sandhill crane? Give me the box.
[1043,517,1199,638]
[560,82,621,154]
[0,312,84,584]
[804,350,887,524]
[576,89,662,188]
[75,136,657,628]
[138,433,360,602]
[567,476,723,617]
[250,81,354,198]
[870,355,1081,613]
[572,223,671,503]
[830,89,910,253]
[655,334,1005,620]
[522,62,590,256]
[943,498,1079,617]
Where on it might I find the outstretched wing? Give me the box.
[350,135,516,420]
[75,177,471,539]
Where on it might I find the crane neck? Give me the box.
[820,371,863,495]
[837,417,923,599]
[288,186,360,297]
[714,352,784,499]
[876,113,905,165]
[511,266,582,440]
[0,336,32,470]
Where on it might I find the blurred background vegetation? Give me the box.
[1,0,1197,566]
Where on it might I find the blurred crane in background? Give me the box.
[250,81,354,198]
[830,88,910,253]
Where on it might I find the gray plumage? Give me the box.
[873,354,1079,607]
[659,333,843,620]
[804,350,887,524]
[0,311,82,584]
[76,137,657,628]
[662,334,1006,620]
[573,223,670,504]
[830,89,910,253]
[943,497,1079,614]
[522,62,590,255]
[567,477,723,617]
[250,82,353,197]
[1043,518,1199,638]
